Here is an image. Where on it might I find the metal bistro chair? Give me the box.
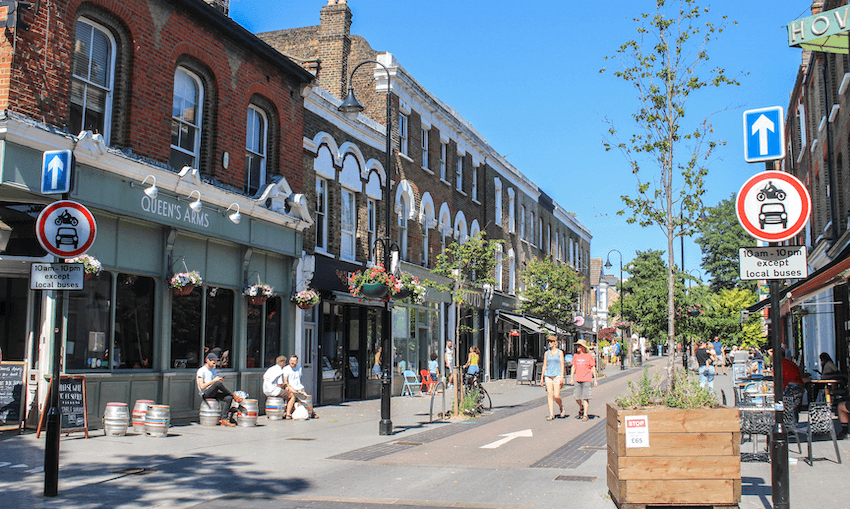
[739,405,773,462]
[782,394,803,454]
[804,402,842,465]
[506,360,518,380]
[401,370,420,397]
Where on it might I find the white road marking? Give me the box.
[480,429,533,449]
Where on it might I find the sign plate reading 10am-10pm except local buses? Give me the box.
[739,246,807,281]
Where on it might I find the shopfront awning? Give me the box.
[498,312,549,334]
[746,243,850,316]
[525,316,567,336]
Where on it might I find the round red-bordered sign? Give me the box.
[35,200,97,258]
[736,171,810,242]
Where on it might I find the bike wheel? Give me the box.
[756,192,766,201]
[478,386,492,411]
[776,191,786,200]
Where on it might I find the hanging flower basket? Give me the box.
[249,295,268,306]
[293,289,320,310]
[348,264,398,302]
[66,254,102,281]
[392,272,427,303]
[169,270,203,296]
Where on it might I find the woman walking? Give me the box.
[696,340,716,389]
[540,336,566,420]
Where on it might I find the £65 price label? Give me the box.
[625,415,650,449]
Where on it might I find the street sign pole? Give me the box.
[43,190,69,498]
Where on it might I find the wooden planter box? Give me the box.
[607,403,741,508]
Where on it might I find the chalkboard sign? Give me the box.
[36,375,89,438]
[0,361,26,429]
[517,358,535,385]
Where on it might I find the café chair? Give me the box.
[804,402,842,465]
[740,405,773,462]
[783,394,803,454]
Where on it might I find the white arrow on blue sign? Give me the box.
[743,106,785,163]
[41,150,73,194]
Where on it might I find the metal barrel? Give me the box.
[103,402,130,436]
[265,396,285,420]
[145,405,170,437]
[132,399,155,434]
[237,399,259,427]
[199,399,221,426]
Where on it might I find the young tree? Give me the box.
[519,257,584,339]
[602,0,741,386]
[430,231,501,416]
[695,195,757,292]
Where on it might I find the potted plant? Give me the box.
[65,254,102,281]
[607,368,740,507]
[348,264,398,301]
[169,270,203,297]
[293,288,320,310]
[244,282,274,306]
[393,272,426,303]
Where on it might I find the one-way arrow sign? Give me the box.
[41,150,73,194]
[480,429,533,449]
[743,107,785,163]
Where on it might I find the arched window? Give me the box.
[494,178,503,226]
[170,67,204,170]
[71,18,116,143]
[508,189,516,233]
[495,245,503,291]
[245,105,268,196]
[508,249,516,294]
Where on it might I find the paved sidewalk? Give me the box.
[1,357,848,508]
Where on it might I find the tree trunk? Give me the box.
[453,300,460,417]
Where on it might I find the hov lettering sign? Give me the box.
[788,5,850,54]
[739,246,807,281]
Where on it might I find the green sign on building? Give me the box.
[788,5,850,54]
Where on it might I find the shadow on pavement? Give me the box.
[741,476,772,509]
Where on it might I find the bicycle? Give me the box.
[463,370,492,413]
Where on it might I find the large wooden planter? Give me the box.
[607,403,741,508]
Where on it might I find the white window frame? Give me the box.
[440,142,447,181]
[398,199,410,262]
[421,127,429,168]
[539,218,544,249]
[508,189,515,233]
[71,17,116,144]
[456,154,463,191]
[422,225,429,266]
[340,188,356,261]
[367,199,376,263]
[494,178,503,226]
[315,177,328,252]
[509,250,516,294]
[170,67,203,170]
[495,245,503,291]
[530,211,536,246]
[245,105,268,196]
[520,205,526,240]
[472,165,478,201]
[546,224,551,255]
[399,113,409,156]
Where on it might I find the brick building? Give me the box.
[0,0,316,427]
[260,0,592,390]
[771,0,850,381]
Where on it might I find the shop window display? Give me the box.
[66,272,112,370]
[246,296,281,369]
[115,274,155,369]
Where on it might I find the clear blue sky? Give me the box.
[231,0,811,280]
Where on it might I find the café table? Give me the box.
[809,379,840,403]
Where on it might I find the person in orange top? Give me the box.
[569,339,598,421]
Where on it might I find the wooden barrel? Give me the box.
[265,396,285,420]
[132,400,155,434]
[237,399,259,427]
[104,402,130,436]
[199,399,221,426]
[145,405,170,437]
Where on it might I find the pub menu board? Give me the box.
[0,362,26,429]
[517,358,535,384]
[36,375,89,438]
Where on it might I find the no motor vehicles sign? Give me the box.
[35,201,97,258]
[736,171,811,243]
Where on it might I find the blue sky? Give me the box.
[230,0,811,280]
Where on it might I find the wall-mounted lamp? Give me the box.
[225,203,241,224]
[187,190,202,212]
[178,166,198,178]
[0,219,12,252]
[130,175,158,199]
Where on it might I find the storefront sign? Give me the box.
[140,194,210,228]
[30,263,84,290]
[625,415,650,448]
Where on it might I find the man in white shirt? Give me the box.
[444,341,454,388]
[282,355,317,418]
[196,353,242,426]
[263,355,295,419]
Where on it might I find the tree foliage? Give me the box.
[688,287,764,348]
[519,257,584,336]
[695,194,757,292]
[602,0,742,386]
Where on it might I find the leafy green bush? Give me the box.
[458,389,481,417]
[616,367,718,409]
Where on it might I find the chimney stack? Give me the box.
[318,0,352,99]
[204,0,230,16]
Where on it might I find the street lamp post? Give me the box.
[339,60,394,435]
[604,250,624,369]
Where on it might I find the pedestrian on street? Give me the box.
[696,340,716,389]
[712,336,726,375]
[196,352,242,427]
[570,339,598,421]
[540,335,566,421]
[445,340,455,389]
[262,355,296,419]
